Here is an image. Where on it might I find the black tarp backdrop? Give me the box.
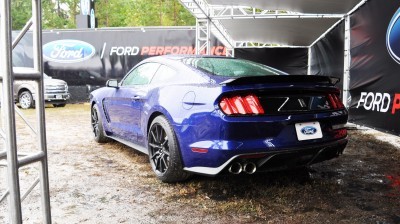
[349,0,400,135]
[13,28,308,102]
[310,21,345,91]
[235,48,308,75]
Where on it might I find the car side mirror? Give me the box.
[106,79,119,88]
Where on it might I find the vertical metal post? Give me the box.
[343,15,351,107]
[32,0,52,222]
[226,48,235,57]
[196,19,200,54]
[0,0,23,223]
[0,0,51,223]
[196,19,211,55]
[307,47,312,75]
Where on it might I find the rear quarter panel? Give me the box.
[144,84,224,134]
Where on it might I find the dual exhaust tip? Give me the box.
[228,162,257,175]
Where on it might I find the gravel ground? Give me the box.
[1,104,399,223]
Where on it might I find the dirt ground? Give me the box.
[1,104,399,223]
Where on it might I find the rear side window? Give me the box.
[151,65,177,84]
[122,63,160,86]
[182,57,287,77]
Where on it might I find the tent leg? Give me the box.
[343,15,351,108]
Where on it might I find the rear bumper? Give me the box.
[183,138,348,176]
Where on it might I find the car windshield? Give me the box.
[182,57,287,77]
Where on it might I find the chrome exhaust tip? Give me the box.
[228,162,243,174]
[243,162,257,174]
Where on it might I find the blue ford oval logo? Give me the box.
[43,40,95,63]
[387,8,400,64]
[301,126,317,135]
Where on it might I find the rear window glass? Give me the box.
[182,57,287,77]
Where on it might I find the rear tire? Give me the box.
[19,91,34,109]
[148,116,191,183]
[91,104,109,143]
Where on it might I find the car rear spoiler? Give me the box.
[219,75,340,86]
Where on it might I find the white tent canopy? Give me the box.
[180,0,366,48]
[207,0,362,14]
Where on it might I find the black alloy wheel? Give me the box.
[91,104,108,143]
[149,123,170,174]
[148,116,191,182]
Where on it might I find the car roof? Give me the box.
[142,55,229,63]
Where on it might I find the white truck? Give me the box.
[13,69,70,109]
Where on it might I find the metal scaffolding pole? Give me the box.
[196,19,211,55]
[181,0,235,56]
[0,0,51,223]
[32,0,52,222]
[343,15,351,108]
[0,0,22,222]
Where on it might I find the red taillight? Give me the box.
[334,128,347,139]
[328,93,345,109]
[219,94,264,115]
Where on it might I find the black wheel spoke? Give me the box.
[155,125,160,142]
[91,109,99,136]
[149,143,161,149]
[93,124,98,131]
[151,151,161,160]
[150,130,157,142]
[163,149,170,156]
[159,129,165,143]
[92,114,97,123]
[161,137,168,147]
[161,156,168,171]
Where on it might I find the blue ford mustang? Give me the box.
[90,55,348,182]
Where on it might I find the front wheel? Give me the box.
[19,91,34,109]
[91,104,109,143]
[148,116,191,183]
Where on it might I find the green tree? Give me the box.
[11,0,32,30]
[62,0,80,28]
[96,0,195,27]
[42,0,72,29]
[11,0,195,30]
[11,0,73,30]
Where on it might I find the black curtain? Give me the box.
[235,48,308,75]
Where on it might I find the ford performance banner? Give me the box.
[349,0,400,135]
[40,28,225,86]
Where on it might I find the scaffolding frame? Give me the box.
[196,19,211,55]
[181,0,235,56]
[179,0,369,107]
[0,0,51,223]
[181,0,346,55]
